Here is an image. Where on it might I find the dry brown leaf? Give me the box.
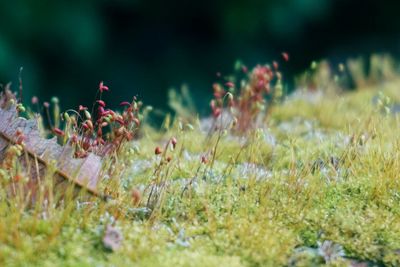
[0,91,106,199]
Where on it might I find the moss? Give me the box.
[1,76,400,266]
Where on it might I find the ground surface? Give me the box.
[1,79,400,267]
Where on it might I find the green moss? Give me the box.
[1,76,400,266]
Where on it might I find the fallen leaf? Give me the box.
[0,89,106,199]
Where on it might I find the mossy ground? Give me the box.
[1,79,400,267]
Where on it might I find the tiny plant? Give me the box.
[59,82,142,158]
[210,56,287,134]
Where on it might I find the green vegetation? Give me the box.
[1,56,400,266]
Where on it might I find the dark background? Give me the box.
[0,0,399,113]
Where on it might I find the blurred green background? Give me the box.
[1,0,399,113]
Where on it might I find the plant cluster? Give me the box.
[53,82,142,158]
[295,53,398,93]
[210,55,287,134]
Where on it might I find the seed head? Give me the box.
[171,137,177,148]
[99,81,109,93]
[53,127,65,136]
[119,101,131,107]
[85,120,93,129]
[31,96,38,104]
[63,112,70,122]
[131,188,141,206]
[155,146,162,155]
[98,106,105,116]
[51,97,59,104]
[96,100,106,107]
[16,104,25,113]
[225,81,235,88]
[84,110,91,120]
[282,52,289,62]
[79,105,88,111]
